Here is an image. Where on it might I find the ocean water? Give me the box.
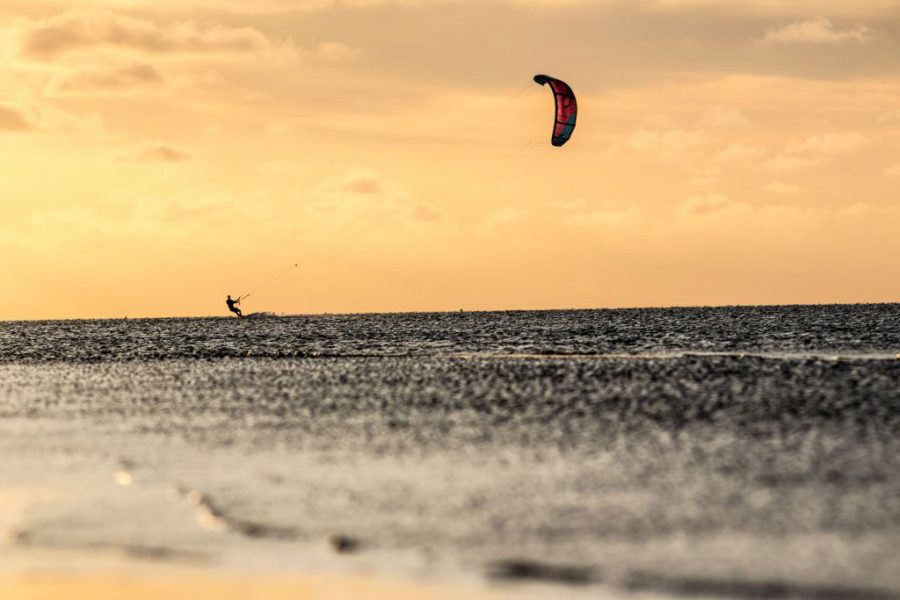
[2,304,898,362]
[1,305,899,598]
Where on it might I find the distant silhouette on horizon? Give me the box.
[226,295,243,318]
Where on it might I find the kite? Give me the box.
[533,74,577,147]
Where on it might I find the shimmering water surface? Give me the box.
[1,305,899,598]
[2,304,898,361]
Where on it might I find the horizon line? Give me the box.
[2,301,898,323]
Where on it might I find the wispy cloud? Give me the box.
[714,144,767,163]
[701,106,751,129]
[51,63,163,94]
[884,163,900,178]
[627,129,709,159]
[678,193,745,217]
[309,169,393,221]
[311,41,361,63]
[135,144,191,162]
[21,9,273,59]
[786,132,867,156]
[340,171,381,195]
[762,155,828,172]
[26,192,264,243]
[409,203,443,223]
[481,207,532,230]
[762,132,866,172]
[561,203,644,231]
[652,0,897,17]
[17,0,602,14]
[0,105,32,131]
[762,17,871,45]
[762,182,801,195]
[20,0,900,17]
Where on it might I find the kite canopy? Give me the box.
[533,74,577,147]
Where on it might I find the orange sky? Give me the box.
[1,0,898,319]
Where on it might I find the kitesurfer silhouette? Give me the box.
[226,295,243,318]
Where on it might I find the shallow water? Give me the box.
[2,304,898,362]
[1,305,899,598]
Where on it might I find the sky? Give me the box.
[1,0,898,319]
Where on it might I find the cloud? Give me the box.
[786,132,867,156]
[760,132,865,172]
[309,169,390,220]
[315,169,385,198]
[305,170,420,234]
[762,17,872,45]
[27,192,264,244]
[701,106,751,129]
[258,159,300,175]
[21,9,273,60]
[312,42,361,62]
[135,144,191,162]
[341,172,381,194]
[481,207,532,229]
[19,0,900,17]
[409,203,442,223]
[885,163,900,178]
[627,129,709,158]
[562,205,644,230]
[51,63,163,93]
[762,155,828,172]
[678,193,746,217]
[762,182,801,195]
[0,105,32,131]
[18,0,598,14]
[714,144,767,163]
[651,0,897,17]
[838,202,873,217]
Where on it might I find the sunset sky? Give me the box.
[1,0,898,319]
